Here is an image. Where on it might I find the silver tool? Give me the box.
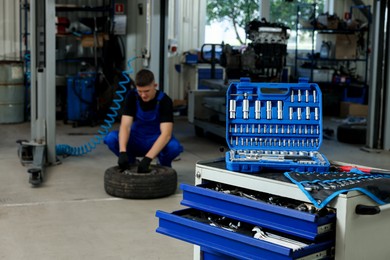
[281,125,284,134]
[277,101,283,119]
[304,125,308,134]
[236,137,238,145]
[275,125,279,134]
[287,125,290,134]
[298,89,301,102]
[242,94,249,119]
[252,124,255,134]
[313,90,317,103]
[315,107,319,120]
[283,139,286,146]
[264,124,267,133]
[301,139,305,147]
[305,90,309,102]
[289,107,293,120]
[270,125,273,134]
[255,100,261,119]
[310,125,314,134]
[230,137,233,145]
[235,124,237,133]
[246,138,248,146]
[316,126,319,134]
[297,107,302,120]
[266,101,272,119]
[306,107,310,120]
[229,99,236,119]
[291,90,294,102]
[255,138,258,146]
[293,125,296,134]
[241,138,244,146]
[258,124,261,133]
[246,124,249,133]
[298,125,302,134]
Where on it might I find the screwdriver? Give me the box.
[333,165,390,175]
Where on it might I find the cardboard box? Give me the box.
[173,99,187,108]
[81,33,109,48]
[340,101,368,117]
[335,34,357,59]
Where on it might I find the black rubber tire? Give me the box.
[337,123,366,144]
[104,164,177,199]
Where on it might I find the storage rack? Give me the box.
[294,4,371,89]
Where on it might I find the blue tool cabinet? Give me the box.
[156,181,336,259]
[156,158,390,259]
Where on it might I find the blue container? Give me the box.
[225,77,330,173]
[67,76,95,122]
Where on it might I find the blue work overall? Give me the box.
[104,91,183,167]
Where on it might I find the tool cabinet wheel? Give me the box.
[337,123,366,144]
[104,165,177,199]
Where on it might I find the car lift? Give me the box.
[17,0,56,186]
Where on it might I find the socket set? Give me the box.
[225,77,330,173]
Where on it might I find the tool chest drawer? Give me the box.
[156,208,334,260]
[225,77,330,173]
[180,182,335,241]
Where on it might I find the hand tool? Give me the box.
[263,124,267,133]
[297,89,302,102]
[331,164,390,175]
[246,124,249,133]
[255,100,261,119]
[234,124,237,133]
[277,101,283,119]
[289,107,293,120]
[229,99,236,119]
[306,106,310,120]
[291,90,294,102]
[270,125,273,134]
[240,124,243,133]
[266,101,272,119]
[242,94,249,119]
[315,107,319,120]
[313,90,317,103]
[297,107,302,120]
[305,90,309,102]
[252,124,255,134]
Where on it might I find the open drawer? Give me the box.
[180,182,335,241]
[156,208,334,260]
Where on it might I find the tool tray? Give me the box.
[225,78,330,173]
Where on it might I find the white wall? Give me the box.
[0,0,21,61]
[167,0,206,100]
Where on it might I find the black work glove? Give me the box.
[137,157,152,173]
[118,152,129,171]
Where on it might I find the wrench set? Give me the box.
[183,210,313,251]
[284,171,390,208]
[225,78,330,173]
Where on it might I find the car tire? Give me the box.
[104,164,177,199]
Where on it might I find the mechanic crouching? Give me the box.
[104,69,183,173]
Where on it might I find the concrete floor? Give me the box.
[1,116,390,260]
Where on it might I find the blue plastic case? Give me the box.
[225,78,330,173]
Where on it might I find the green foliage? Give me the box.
[206,0,260,44]
[206,0,324,44]
[270,0,324,29]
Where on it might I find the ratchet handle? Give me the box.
[355,204,380,215]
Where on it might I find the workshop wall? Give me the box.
[0,0,21,61]
[167,0,206,100]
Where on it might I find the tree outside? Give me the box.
[206,0,324,47]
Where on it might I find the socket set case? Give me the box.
[225,78,330,173]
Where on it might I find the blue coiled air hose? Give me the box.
[55,57,137,156]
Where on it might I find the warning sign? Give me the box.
[115,3,124,14]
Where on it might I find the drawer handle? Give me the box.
[355,204,390,215]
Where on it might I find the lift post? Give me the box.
[17,0,56,186]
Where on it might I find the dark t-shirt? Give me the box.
[122,90,174,123]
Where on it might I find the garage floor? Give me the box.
[1,117,390,259]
